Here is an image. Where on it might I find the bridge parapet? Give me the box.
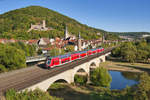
[26,55,47,63]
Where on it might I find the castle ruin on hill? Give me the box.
[28,20,52,32]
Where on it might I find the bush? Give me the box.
[0,64,7,72]
[5,88,63,100]
[90,67,112,87]
[65,45,75,52]
[50,83,65,90]
[0,43,26,72]
[48,48,65,56]
[37,48,43,55]
[74,75,87,85]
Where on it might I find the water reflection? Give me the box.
[109,71,139,90]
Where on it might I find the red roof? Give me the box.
[0,39,6,43]
[28,39,38,44]
[42,38,50,44]
[43,47,52,51]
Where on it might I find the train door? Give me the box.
[53,58,60,66]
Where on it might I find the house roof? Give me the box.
[28,39,38,44]
[41,38,50,44]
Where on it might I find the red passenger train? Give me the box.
[46,47,104,68]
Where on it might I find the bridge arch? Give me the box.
[90,62,96,67]
[89,61,98,70]
[45,78,70,91]
[53,79,69,84]
[73,65,89,76]
[74,68,88,76]
[76,68,86,72]
[100,58,103,63]
[72,64,89,83]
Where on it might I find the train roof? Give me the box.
[47,47,104,59]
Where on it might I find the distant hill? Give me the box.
[110,32,150,38]
[0,6,106,40]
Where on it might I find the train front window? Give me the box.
[47,59,51,65]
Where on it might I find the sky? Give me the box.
[0,0,150,32]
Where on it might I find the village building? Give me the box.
[64,26,76,40]
[38,38,50,46]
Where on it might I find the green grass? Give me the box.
[49,83,65,90]
[99,59,150,73]
[100,61,150,69]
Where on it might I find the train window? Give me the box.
[54,60,59,63]
[47,60,51,65]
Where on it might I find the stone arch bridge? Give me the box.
[25,52,111,91]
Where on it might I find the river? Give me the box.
[109,71,140,89]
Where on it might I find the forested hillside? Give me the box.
[0,6,107,40]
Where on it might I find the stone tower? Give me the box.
[43,20,46,28]
[78,32,82,51]
[102,33,105,43]
[64,26,69,39]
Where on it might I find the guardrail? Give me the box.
[26,55,48,63]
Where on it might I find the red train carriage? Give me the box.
[71,53,80,60]
[46,47,104,69]
[87,50,92,55]
[80,51,87,58]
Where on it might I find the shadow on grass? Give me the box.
[48,84,95,100]
[116,64,150,73]
[106,56,126,63]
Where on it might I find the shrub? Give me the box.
[5,88,63,100]
[0,64,7,72]
[0,43,26,72]
[90,67,112,87]
[74,75,87,85]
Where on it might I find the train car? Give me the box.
[80,51,87,58]
[46,57,59,68]
[46,54,70,68]
[46,47,104,69]
[91,48,97,54]
[71,53,80,60]
[87,50,92,55]
[59,54,71,64]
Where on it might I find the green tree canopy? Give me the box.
[120,42,137,63]
[90,67,112,87]
[65,45,74,52]
[0,43,26,72]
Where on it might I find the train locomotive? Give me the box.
[46,47,104,69]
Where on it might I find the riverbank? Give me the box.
[100,60,150,73]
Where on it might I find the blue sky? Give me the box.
[0,0,150,32]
